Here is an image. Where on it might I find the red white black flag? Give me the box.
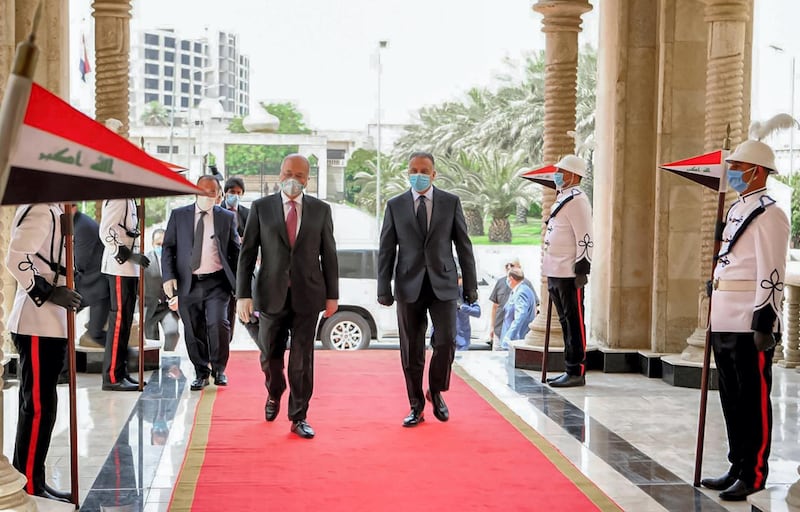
[518,164,557,190]
[659,150,728,192]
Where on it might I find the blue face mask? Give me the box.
[225,193,240,209]
[409,173,431,192]
[726,166,755,194]
[154,246,162,258]
[553,172,565,189]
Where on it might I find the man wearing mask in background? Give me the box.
[162,176,240,391]
[237,154,339,439]
[100,198,150,391]
[488,257,536,350]
[378,151,477,427]
[542,154,593,388]
[700,140,790,501]
[223,176,254,341]
[143,228,180,351]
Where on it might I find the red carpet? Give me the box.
[170,351,619,511]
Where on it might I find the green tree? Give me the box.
[141,101,170,126]
[343,148,379,204]
[353,156,408,215]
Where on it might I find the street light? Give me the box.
[376,40,388,234]
[769,44,796,175]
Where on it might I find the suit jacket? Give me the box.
[232,204,250,239]
[378,187,477,303]
[73,210,108,304]
[161,204,240,297]
[144,249,167,307]
[237,193,339,315]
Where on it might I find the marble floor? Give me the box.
[4,329,800,511]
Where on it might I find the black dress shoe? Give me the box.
[57,373,69,385]
[548,374,586,388]
[546,373,566,384]
[426,390,449,422]
[102,380,139,391]
[42,484,73,502]
[700,472,737,491]
[719,479,761,501]
[402,409,425,427]
[124,375,146,386]
[215,372,228,386]
[265,397,280,421]
[190,378,210,391]
[31,488,73,504]
[291,420,315,439]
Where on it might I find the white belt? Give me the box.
[713,279,756,292]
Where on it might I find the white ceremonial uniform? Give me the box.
[710,188,790,333]
[6,203,67,338]
[542,187,594,278]
[100,198,141,277]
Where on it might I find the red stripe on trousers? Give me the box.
[754,351,769,488]
[576,287,586,375]
[110,275,123,384]
[25,336,42,494]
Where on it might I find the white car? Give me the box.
[317,247,495,350]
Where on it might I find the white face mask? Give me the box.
[196,195,216,211]
[280,178,304,197]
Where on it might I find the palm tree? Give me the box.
[436,153,487,236]
[353,156,408,215]
[140,101,170,126]
[474,151,535,242]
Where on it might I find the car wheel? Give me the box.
[321,312,371,350]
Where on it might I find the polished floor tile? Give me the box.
[3,332,799,511]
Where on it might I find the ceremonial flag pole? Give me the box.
[659,125,732,486]
[138,138,146,391]
[0,9,200,505]
[518,165,557,382]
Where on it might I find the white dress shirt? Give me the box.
[193,204,223,275]
[411,187,434,230]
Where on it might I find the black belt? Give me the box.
[193,270,224,281]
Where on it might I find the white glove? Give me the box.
[237,298,254,324]
[163,279,177,298]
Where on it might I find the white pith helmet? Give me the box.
[725,140,778,174]
[554,154,587,177]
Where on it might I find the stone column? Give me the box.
[681,0,749,362]
[92,0,131,137]
[780,283,800,368]
[525,0,592,348]
[590,0,659,349]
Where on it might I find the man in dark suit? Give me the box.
[237,154,339,440]
[143,228,180,351]
[223,176,250,238]
[73,207,110,348]
[161,176,240,391]
[378,151,477,427]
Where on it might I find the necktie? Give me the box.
[286,200,298,247]
[191,211,206,271]
[417,196,428,237]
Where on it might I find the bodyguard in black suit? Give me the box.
[237,154,339,439]
[222,176,250,239]
[378,152,477,427]
[162,176,240,390]
[73,208,110,347]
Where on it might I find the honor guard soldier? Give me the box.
[100,199,150,391]
[543,154,593,388]
[700,140,790,501]
[7,203,81,502]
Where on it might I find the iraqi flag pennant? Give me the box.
[2,81,200,205]
[659,150,727,191]
[519,164,557,189]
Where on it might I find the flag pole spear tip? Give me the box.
[11,2,42,79]
[723,123,731,151]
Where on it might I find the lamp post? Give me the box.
[769,44,796,175]
[376,40,388,234]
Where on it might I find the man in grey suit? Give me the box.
[378,151,477,427]
[237,154,339,439]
